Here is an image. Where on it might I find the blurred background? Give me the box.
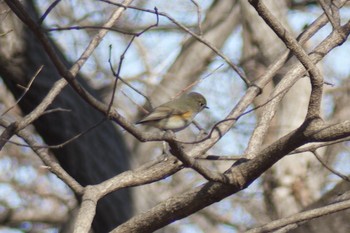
[0,0,350,232]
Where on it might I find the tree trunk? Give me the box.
[0,1,132,232]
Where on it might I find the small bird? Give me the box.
[136,92,208,131]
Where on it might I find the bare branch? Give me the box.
[190,0,203,35]
[313,150,350,182]
[106,8,159,112]
[249,0,324,120]
[0,119,84,195]
[100,0,250,85]
[1,65,43,116]
[72,155,183,232]
[73,186,99,233]
[244,0,349,157]
[289,137,350,154]
[38,0,61,24]
[317,0,341,30]
[174,63,224,99]
[47,25,141,35]
[245,198,350,233]
[167,139,229,183]
[0,0,135,150]
[196,155,242,161]
[110,118,350,232]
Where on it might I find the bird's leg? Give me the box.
[192,120,208,140]
[161,141,170,161]
[161,130,177,160]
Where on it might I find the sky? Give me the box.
[1,1,350,232]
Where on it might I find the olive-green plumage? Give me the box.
[136,92,208,131]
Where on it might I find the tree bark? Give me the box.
[0,1,132,232]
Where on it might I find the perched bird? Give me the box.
[136,92,208,131]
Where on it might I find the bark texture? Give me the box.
[0,1,132,232]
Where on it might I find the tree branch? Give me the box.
[245,198,350,233]
[0,0,135,149]
[249,0,324,120]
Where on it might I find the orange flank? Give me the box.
[171,111,193,120]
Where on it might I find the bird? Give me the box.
[136,92,208,131]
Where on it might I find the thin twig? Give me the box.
[108,46,152,110]
[106,7,159,113]
[0,119,84,195]
[245,198,350,233]
[176,83,293,145]
[167,139,229,183]
[317,0,341,30]
[100,0,250,85]
[2,118,106,149]
[191,120,207,133]
[0,0,135,150]
[38,0,61,24]
[249,0,324,120]
[196,155,242,161]
[313,150,350,182]
[121,90,150,115]
[289,138,350,155]
[190,0,203,35]
[41,107,71,115]
[243,0,349,157]
[47,25,139,35]
[1,65,43,116]
[174,63,224,99]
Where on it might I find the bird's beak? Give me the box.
[204,106,209,109]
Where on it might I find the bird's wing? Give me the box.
[137,106,187,123]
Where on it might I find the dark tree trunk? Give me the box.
[0,1,132,232]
